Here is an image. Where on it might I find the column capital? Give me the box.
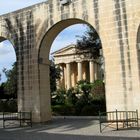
[66,62,70,64]
[76,61,82,63]
[89,59,94,62]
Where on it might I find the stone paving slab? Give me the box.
[0,117,140,140]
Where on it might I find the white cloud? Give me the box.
[0,40,16,83]
[0,47,11,56]
[0,41,15,56]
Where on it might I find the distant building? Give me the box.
[52,44,103,89]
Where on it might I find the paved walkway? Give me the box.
[0,117,140,140]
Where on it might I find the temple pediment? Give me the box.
[52,44,77,57]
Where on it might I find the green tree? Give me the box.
[0,73,1,81]
[91,80,105,96]
[51,88,66,105]
[76,80,92,104]
[0,83,6,99]
[76,25,105,81]
[75,80,92,115]
[66,88,78,106]
[2,62,17,99]
[50,60,62,92]
[76,25,102,59]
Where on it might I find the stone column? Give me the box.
[56,64,64,89]
[89,60,94,83]
[61,64,65,88]
[71,62,77,87]
[82,62,86,80]
[94,62,97,80]
[64,65,67,88]
[78,62,82,81]
[66,63,71,89]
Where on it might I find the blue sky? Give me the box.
[0,0,87,83]
[0,0,46,15]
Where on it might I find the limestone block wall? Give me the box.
[0,3,47,122]
[0,0,140,122]
[99,0,140,111]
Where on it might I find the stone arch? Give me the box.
[0,36,17,96]
[38,18,100,59]
[38,18,103,121]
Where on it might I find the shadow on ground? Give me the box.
[0,118,140,140]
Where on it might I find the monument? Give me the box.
[52,44,103,89]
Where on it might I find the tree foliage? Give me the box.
[91,80,105,96]
[0,83,6,99]
[50,60,62,92]
[2,62,17,99]
[51,88,66,105]
[0,59,62,99]
[76,25,102,59]
[51,80,106,116]
[0,73,1,81]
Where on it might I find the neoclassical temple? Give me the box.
[52,44,103,89]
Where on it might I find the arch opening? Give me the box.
[0,37,17,112]
[39,18,106,120]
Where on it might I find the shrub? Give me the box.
[51,80,106,116]
[81,105,100,116]
[91,80,105,96]
[66,88,78,106]
[51,88,66,105]
[52,104,75,115]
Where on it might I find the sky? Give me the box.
[0,0,87,83]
